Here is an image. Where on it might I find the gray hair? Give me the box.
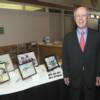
[74,6,90,17]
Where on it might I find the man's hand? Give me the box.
[64,77,70,86]
[96,76,100,86]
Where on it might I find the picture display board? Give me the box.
[17,52,38,79]
[18,62,37,80]
[17,52,38,66]
[44,55,59,71]
[0,54,14,72]
[0,63,10,83]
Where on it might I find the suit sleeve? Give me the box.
[96,34,100,76]
[62,34,70,78]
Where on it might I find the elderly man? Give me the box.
[62,6,100,100]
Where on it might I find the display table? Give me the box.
[0,64,63,95]
[0,64,99,100]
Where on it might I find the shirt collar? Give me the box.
[77,27,88,34]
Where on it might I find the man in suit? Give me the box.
[62,6,100,100]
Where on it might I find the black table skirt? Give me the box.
[0,79,100,100]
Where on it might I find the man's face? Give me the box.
[74,7,89,29]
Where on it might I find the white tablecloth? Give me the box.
[0,64,63,95]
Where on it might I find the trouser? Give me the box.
[69,86,95,100]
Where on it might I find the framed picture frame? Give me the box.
[18,62,37,80]
[0,63,10,83]
[0,54,14,72]
[44,55,59,71]
[17,52,38,66]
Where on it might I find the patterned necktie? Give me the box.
[80,31,84,52]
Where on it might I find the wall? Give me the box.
[49,12,62,42]
[0,0,75,46]
[88,18,98,30]
[64,15,73,34]
[0,9,49,46]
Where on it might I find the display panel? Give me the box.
[44,55,59,71]
[0,63,10,83]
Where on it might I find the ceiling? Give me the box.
[36,0,100,11]
[1,0,100,11]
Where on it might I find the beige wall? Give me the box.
[64,15,73,34]
[49,13,62,42]
[0,9,49,46]
[0,9,64,46]
[88,18,98,30]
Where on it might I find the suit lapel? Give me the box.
[73,30,82,54]
[84,28,92,53]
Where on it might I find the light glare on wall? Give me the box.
[0,3,23,10]
[25,5,43,11]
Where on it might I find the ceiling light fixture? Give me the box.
[0,3,23,10]
[90,14,95,18]
[0,2,43,11]
[25,5,43,11]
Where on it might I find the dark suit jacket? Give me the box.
[62,28,100,88]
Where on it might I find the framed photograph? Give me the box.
[0,54,14,71]
[44,55,59,71]
[18,62,37,80]
[17,52,38,66]
[0,63,10,83]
